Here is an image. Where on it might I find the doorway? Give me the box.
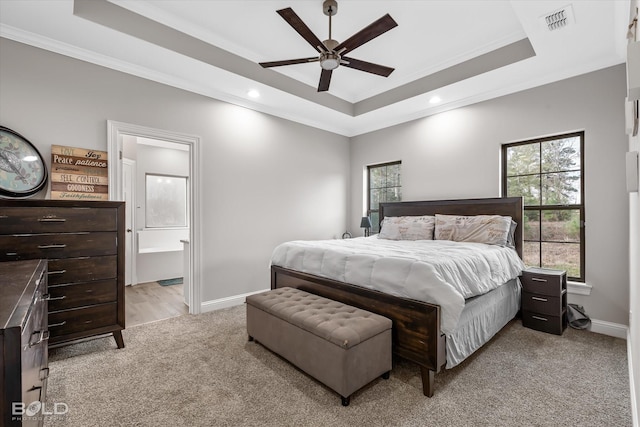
[107,120,201,315]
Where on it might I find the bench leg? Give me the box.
[381,371,390,380]
[341,396,350,406]
[248,335,254,342]
[420,366,435,397]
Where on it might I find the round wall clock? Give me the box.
[0,126,48,198]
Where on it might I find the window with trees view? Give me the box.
[367,161,401,233]
[502,131,584,281]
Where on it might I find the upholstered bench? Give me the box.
[246,287,392,406]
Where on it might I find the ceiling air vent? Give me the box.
[541,4,574,31]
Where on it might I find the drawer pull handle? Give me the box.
[531,296,548,302]
[531,277,547,283]
[38,244,66,249]
[48,295,67,301]
[531,315,548,321]
[28,330,50,348]
[38,217,67,222]
[49,321,67,328]
[48,269,67,275]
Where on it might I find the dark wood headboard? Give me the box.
[379,197,524,259]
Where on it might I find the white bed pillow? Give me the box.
[435,214,513,246]
[378,215,435,240]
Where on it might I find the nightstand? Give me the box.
[520,267,567,335]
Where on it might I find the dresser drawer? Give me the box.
[47,256,117,285]
[521,291,562,316]
[0,232,117,261]
[0,206,117,233]
[48,279,117,311]
[49,303,118,338]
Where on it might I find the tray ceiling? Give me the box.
[0,0,630,136]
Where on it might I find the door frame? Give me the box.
[107,120,202,314]
[123,158,137,286]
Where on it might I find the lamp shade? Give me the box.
[360,216,372,228]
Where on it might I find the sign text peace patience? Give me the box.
[50,145,108,200]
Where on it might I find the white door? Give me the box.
[123,159,136,286]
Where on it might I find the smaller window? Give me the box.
[367,161,402,233]
[145,174,188,228]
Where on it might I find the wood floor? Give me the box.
[126,281,189,327]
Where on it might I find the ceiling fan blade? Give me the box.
[334,14,398,56]
[341,57,394,77]
[318,69,333,92]
[259,57,319,68]
[277,8,328,54]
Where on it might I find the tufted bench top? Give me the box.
[246,287,392,350]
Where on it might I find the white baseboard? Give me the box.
[590,318,628,339]
[629,328,639,427]
[200,288,270,313]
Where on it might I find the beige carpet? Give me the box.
[44,306,631,426]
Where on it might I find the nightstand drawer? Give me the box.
[520,269,566,296]
[522,291,562,316]
[522,310,566,335]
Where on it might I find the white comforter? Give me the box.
[270,236,526,335]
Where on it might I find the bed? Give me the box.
[270,197,524,397]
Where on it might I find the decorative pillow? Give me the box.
[506,220,517,249]
[434,214,513,246]
[378,215,435,240]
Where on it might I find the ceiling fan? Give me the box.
[259,0,398,92]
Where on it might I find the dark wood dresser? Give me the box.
[1,259,49,427]
[0,200,125,348]
[521,267,568,335]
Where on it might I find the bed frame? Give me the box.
[271,197,523,397]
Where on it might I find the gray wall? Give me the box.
[0,38,630,328]
[0,38,351,301]
[350,65,630,326]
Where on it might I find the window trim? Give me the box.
[501,131,585,282]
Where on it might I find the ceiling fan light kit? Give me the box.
[259,0,397,92]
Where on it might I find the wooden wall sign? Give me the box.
[50,145,109,200]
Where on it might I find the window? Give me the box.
[367,161,401,233]
[502,132,584,281]
[145,174,188,228]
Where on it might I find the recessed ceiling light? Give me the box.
[247,89,260,98]
[429,96,441,104]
